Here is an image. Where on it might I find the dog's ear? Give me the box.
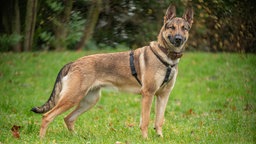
[183,7,194,26]
[165,5,176,22]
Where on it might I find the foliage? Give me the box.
[66,11,86,50]
[93,0,169,49]
[38,31,54,51]
[92,0,256,52]
[46,0,63,13]
[189,0,256,52]
[0,51,255,143]
[0,34,22,52]
[0,0,255,52]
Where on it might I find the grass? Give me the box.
[0,51,255,143]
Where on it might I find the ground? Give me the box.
[0,51,255,143]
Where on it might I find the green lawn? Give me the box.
[0,51,255,143]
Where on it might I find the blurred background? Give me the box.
[0,0,255,53]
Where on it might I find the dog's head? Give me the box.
[158,5,194,53]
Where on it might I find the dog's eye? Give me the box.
[168,26,175,30]
[182,25,189,31]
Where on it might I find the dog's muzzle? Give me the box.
[168,34,185,47]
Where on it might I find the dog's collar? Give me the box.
[149,45,176,67]
[158,44,183,60]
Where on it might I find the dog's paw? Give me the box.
[157,133,163,138]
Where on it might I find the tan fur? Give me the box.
[33,5,193,138]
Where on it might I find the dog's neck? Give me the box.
[158,44,183,60]
[150,41,180,66]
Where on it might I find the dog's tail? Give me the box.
[31,62,73,114]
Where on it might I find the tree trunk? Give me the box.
[1,1,12,34]
[52,0,73,51]
[12,0,21,52]
[75,0,102,50]
[24,0,37,51]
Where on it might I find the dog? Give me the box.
[31,5,193,138]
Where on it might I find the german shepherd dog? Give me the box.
[32,5,193,138]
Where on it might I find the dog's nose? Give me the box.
[174,35,183,46]
[175,35,182,44]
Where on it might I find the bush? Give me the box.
[0,34,22,52]
[189,0,256,52]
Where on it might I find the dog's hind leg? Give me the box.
[64,87,101,132]
[39,72,87,138]
[40,101,76,138]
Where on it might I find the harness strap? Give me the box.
[149,46,176,86]
[129,46,177,87]
[162,66,172,86]
[150,46,173,67]
[129,51,142,85]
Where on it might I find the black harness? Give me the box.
[129,51,142,85]
[129,46,176,87]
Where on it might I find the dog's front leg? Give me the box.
[154,90,171,137]
[140,89,154,139]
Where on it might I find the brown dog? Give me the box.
[32,5,193,138]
